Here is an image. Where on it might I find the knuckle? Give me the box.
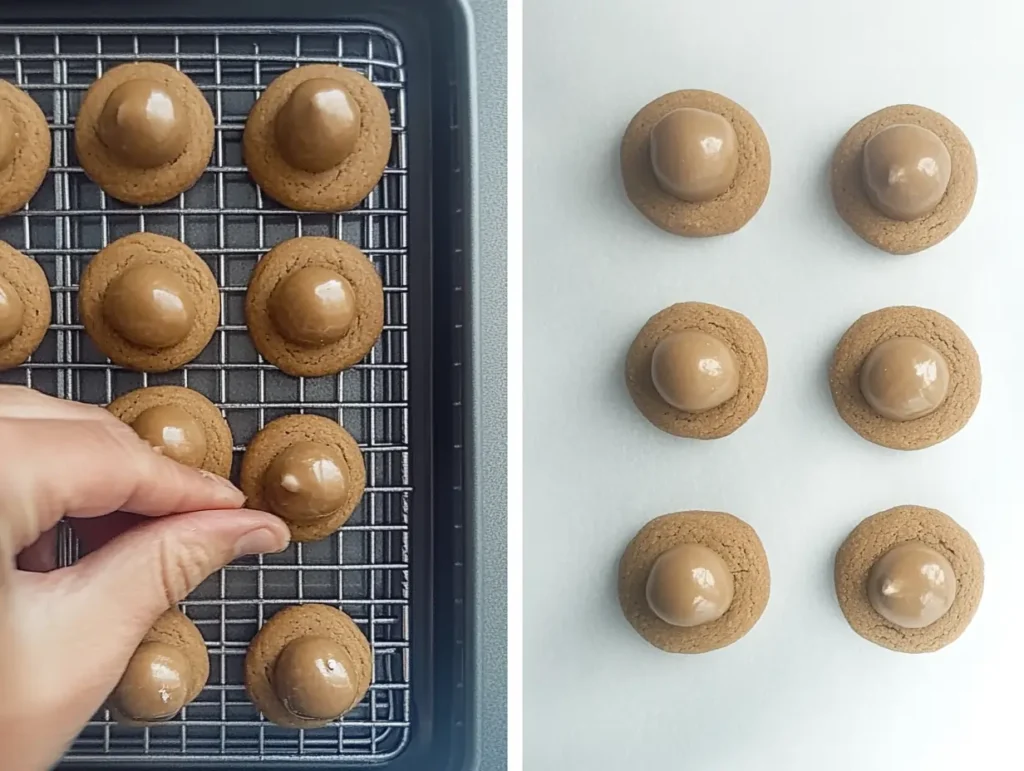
[156,535,213,607]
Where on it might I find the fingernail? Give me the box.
[234,528,288,558]
[199,469,243,495]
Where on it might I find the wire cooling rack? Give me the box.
[0,24,412,764]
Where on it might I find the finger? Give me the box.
[1,417,245,555]
[0,385,111,421]
[64,508,289,636]
[15,526,58,572]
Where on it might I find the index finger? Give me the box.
[0,416,245,557]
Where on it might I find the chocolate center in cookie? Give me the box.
[103,264,196,349]
[275,78,362,173]
[859,336,950,422]
[131,404,208,468]
[0,275,25,345]
[0,108,16,170]
[645,544,734,627]
[867,541,957,629]
[650,330,739,412]
[268,266,357,346]
[98,78,190,169]
[649,108,738,202]
[862,124,951,221]
[272,635,357,720]
[263,441,349,522]
[111,641,191,721]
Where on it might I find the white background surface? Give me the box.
[523,1,1024,769]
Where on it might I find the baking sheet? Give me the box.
[524,1,1023,768]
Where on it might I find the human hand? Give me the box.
[0,386,291,771]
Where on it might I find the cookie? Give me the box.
[834,505,983,653]
[831,105,976,254]
[107,385,233,477]
[0,241,50,370]
[244,604,372,729]
[619,511,770,653]
[79,232,220,373]
[245,236,383,377]
[625,301,768,439]
[243,64,391,212]
[75,62,214,206]
[109,608,209,725]
[829,306,981,450]
[239,414,366,542]
[621,90,771,237]
[0,79,51,215]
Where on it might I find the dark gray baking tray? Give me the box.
[0,1,476,768]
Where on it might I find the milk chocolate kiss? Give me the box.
[0,275,25,345]
[110,641,191,721]
[868,541,957,629]
[131,404,208,468]
[273,635,358,720]
[859,337,950,422]
[269,266,357,347]
[646,544,735,627]
[275,78,362,173]
[651,330,740,413]
[263,441,349,522]
[103,264,196,349]
[0,108,16,170]
[649,108,739,202]
[98,79,190,169]
[862,124,952,221]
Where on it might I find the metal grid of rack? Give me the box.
[0,24,412,764]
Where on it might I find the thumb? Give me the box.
[66,508,289,640]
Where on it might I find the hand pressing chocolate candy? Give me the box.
[0,386,290,771]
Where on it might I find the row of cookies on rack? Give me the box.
[0,59,390,213]
[0,232,383,376]
[108,604,372,729]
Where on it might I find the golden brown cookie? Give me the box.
[619,511,770,653]
[239,414,366,542]
[834,505,983,653]
[621,90,771,237]
[243,64,391,212]
[831,105,976,254]
[244,604,372,729]
[829,306,980,450]
[0,80,51,215]
[75,62,214,206]
[625,302,768,439]
[79,232,220,373]
[0,241,50,370]
[245,236,383,377]
[106,385,233,477]
[109,608,209,725]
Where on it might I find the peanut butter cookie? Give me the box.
[244,604,372,729]
[0,79,51,215]
[239,414,366,543]
[619,511,770,653]
[621,90,770,237]
[243,64,391,212]
[835,505,983,653]
[245,236,383,377]
[79,232,220,373]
